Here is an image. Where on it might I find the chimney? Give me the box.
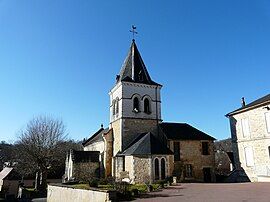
[241,97,246,107]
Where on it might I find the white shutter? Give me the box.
[265,112,270,133]
[244,147,254,167]
[241,119,250,137]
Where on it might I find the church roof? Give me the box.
[119,132,173,156]
[226,93,270,117]
[82,127,109,147]
[117,40,161,86]
[160,122,215,141]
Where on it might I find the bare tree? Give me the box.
[16,115,67,191]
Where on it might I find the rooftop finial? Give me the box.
[129,25,138,41]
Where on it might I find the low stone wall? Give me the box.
[47,184,116,202]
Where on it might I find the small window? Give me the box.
[241,118,250,137]
[144,98,151,114]
[115,98,119,114]
[265,112,270,133]
[174,142,180,161]
[185,164,193,178]
[244,146,254,167]
[123,156,125,171]
[112,100,116,115]
[268,146,270,158]
[202,142,209,155]
[133,97,139,112]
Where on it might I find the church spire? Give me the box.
[117,40,160,86]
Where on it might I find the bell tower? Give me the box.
[109,40,162,155]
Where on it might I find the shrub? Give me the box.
[131,188,139,196]
[89,179,99,188]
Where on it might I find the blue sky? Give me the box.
[1,0,270,142]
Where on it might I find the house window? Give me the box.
[161,158,166,180]
[265,112,270,133]
[133,97,139,112]
[115,98,119,114]
[241,118,250,137]
[144,98,151,114]
[174,142,180,161]
[154,158,159,180]
[244,146,254,167]
[185,164,193,178]
[112,100,116,115]
[123,156,125,171]
[268,146,270,158]
[202,142,209,155]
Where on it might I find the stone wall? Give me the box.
[110,119,122,155]
[169,140,215,182]
[73,162,100,181]
[103,129,113,177]
[133,156,152,183]
[122,119,158,150]
[47,184,116,202]
[124,156,134,182]
[229,105,270,182]
[84,141,104,153]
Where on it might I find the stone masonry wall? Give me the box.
[73,162,100,181]
[169,140,215,182]
[122,119,158,150]
[133,156,152,184]
[110,119,122,155]
[230,105,270,182]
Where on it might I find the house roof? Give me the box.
[119,132,173,156]
[160,122,215,141]
[82,127,109,147]
[0,167,13,181]
[70,150,100,163]
[226,94,270,117]
[117,40,161,86]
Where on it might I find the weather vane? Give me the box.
[130,25,138,40]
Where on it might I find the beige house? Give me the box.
[226,94,270,182]
[79,40,216,183]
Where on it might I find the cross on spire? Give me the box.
[129,25,138,41]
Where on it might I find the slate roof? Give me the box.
[82,127,109,147]
[160,122,215,140]
[117,40,161,86]
[119,132,173,156]
[71,150,99,163]
[226,94,270,117]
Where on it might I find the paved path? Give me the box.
[135,183,270,202]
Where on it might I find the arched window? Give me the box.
[161,158,166,180]
[154,158,159,180]
[144,98,150,114]
[133,97,139,112]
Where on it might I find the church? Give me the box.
[65,39,216,183]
